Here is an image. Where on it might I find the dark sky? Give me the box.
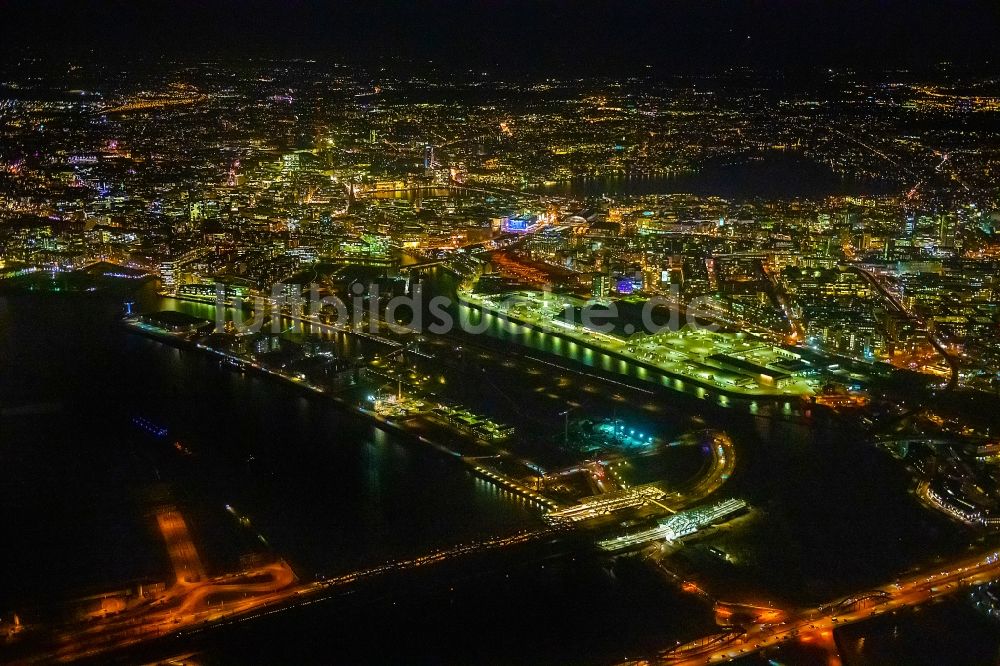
[3,0,999,74]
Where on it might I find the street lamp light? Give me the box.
[559,408,573,446]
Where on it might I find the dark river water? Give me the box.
[0,287,719,663]
[0,276,995,664]
[534,153,898,199]
[0,287,539,594]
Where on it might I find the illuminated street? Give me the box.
[21,527,558,664]
[651,548,1000,665]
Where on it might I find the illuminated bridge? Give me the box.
[597,498,747,551]
[659,630,744,661]
[827,590,892,615]
[545,484,666,523]
[403,259,448,270]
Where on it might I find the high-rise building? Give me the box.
[592,273,610,299]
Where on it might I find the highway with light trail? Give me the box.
[641,547,1000,665]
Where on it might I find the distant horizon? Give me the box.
[4,0,999,75]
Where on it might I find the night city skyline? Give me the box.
[3,2,1000,665]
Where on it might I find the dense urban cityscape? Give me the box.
[3,2,1000,664]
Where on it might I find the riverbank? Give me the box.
[456,290,814,406]
[121,317,558,511]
